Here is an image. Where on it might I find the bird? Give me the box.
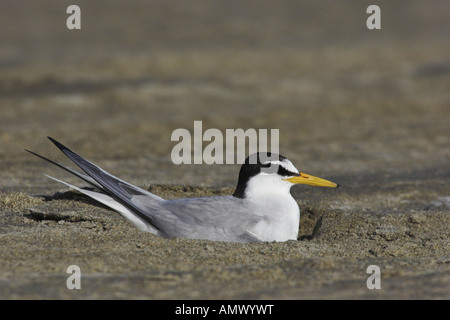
[26,137,340,243]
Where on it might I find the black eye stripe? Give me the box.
[260,159,298,177]
[233,153,298,198]
[277,165,299,177]
[260,162,298,177]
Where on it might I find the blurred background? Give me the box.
[0,0,449,197]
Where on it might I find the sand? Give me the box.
[0,0,449,299]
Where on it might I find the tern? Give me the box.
[26,137,340,243]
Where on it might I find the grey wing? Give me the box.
[43,137,163,228]
[131,195,264,242]
[29,138,263,242]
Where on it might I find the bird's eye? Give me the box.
[277,166,298,177]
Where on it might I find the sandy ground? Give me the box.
[0,0,449,299]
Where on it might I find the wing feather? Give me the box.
[39,137,163,229]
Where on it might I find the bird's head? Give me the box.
[233,152,340,199]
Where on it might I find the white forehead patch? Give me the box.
[263,159,299,175]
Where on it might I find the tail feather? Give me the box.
[25,149,105,191]
[45,175,158,234]
[27,137,164,232]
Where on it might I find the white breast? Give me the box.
[244,174,300,241]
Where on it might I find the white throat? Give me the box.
[244,174,293,200]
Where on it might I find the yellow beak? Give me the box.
[284,172,341,188]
